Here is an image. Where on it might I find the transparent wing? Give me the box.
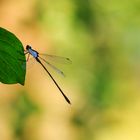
[39,53,72,64]
[39,57,65,77]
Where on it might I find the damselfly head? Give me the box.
[26,45,31,50]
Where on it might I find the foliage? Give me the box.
[0,27,26,85]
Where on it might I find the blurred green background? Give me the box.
[0,0,140,140]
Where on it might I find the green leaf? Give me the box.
[0,27,26,85]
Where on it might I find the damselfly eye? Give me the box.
[26,45,31,50]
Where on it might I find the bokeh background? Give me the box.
[0,0,140,140]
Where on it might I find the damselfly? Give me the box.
[25,45,71,104]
